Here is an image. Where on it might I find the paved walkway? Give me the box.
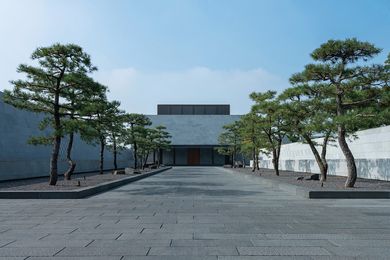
[0,167,390,259]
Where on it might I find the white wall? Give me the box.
[258,125,390,181]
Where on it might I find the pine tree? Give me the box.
[217,122,242,167]
[250,91,287,175]
[62,74,107,180]
[291,38,385,187]
[124,114,152,170]
[3,44,96,185]
[279,85,336,182]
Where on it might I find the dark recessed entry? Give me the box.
[188,148,200,165]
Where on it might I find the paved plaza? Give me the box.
[0,167,389,259]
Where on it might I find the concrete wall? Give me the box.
[0,91,132,181]
[200,148,212,165]
[175,148,188,165]
[213,150,226,165]
[258,125,390,181]
[162,150,173,165]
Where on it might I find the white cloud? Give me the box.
[94,67,288,115]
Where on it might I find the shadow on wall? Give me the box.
[356,158,390,181]
[377,159,390,181]
[285,160,295,171]
[327,159,341,175]
[259,160,269,169]
[298,160,313,173]
[356,159,377,180]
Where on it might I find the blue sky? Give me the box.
[0,0,389,114]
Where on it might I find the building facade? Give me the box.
[148,104,241,166]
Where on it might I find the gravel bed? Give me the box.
[0,169,153,191]
[231,167,390,190]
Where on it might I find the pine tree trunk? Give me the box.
[320,133,330,182]
[64,132,76,180]
[339,125,357,187]
[49,135,61,185]
[272,148,280,176]
[133,143,138,169]
[113,134,117,170]
[303,134,327,182]
[140,152,144,170]
[336,89,357,188]
[130,123,138,169]
[157,149,161,168]
[49,98,61,185]
[99,137,105,174]
[143,152,149,169]
[252,147,256,172]
[232,153,235,168]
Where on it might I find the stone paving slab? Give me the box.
[122,257,217,260]
[0,167,389,258]
[0,247,63,257]
[28,257,121,260]
[148,246,239,256]
[237,246,331,256]
[56,246,150,256]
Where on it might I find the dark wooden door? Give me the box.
[187,148,200,165]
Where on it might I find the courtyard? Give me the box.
[0,167,389,259]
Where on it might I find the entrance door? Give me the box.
[187,148,200,165]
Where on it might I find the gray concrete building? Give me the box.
[0,91,131,181]
[148,104,241,166]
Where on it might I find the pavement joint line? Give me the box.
[53,246,66,256]
[0,228,11,234]
[85,239,95,247]
[94,223,102,229]
[69,228,78,234]
[146,247,151,256]
[38,233,50,240]
[235,246,240,255]
[0,240,16,248]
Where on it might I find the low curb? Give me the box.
[308,190,390,199]
[0,167,172,199]
[223,168,390,199]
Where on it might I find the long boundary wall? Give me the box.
[0,91,132,181]
[259,125,390,181]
